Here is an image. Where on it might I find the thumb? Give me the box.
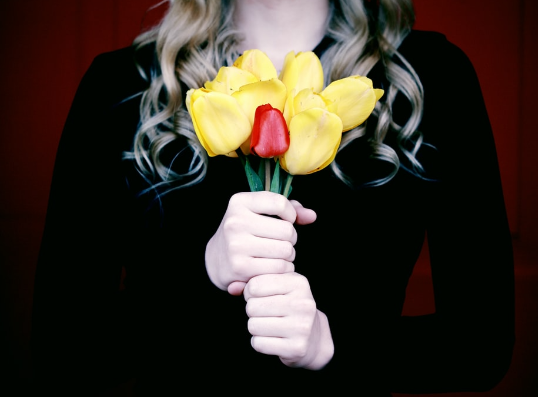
[227,281,247,296]
[290,200,317,225]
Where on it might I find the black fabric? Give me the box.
[31,30,515,396]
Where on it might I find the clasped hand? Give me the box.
[205,191,333,369]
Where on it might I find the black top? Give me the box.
[31,30,515,396]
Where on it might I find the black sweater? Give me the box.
[31,30,515,396]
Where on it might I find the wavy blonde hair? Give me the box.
[125,0,424,192]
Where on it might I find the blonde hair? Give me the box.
[125,0,424,193]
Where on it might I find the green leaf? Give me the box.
[236,150,263,191]
[257,158,265,183]
[244,156,264,192]
[270,159,281,194]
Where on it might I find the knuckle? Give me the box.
[271,193,289,213]
[276,259,294,273]
[246,276,262,296]
[282,222,296,241]
[222,216,242,234]
[227,238,243,255]
[229,192,246,205]
[292,297,317,317]
[294,273,309,287]
[247,318,256,334]
[250,336,261,352]
[290,339,308,359]
[245,302,254,317]
[280,242,295,261]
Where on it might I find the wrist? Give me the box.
[304,310,334,370]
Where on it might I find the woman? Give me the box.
[31,0,515,395]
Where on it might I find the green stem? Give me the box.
[282,172,294,198]
[264,158,271,191]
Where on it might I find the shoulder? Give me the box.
[76,43,157,108]
[91,42,156,76]
[60,44,158,152]
[397,30,477,82]
[399,29,464,58]
[397,31,492,163]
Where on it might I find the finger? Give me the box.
[231,191,297,223]
[234,258,294,297]
[237,236,296,262]
[250,335,293,358]
[248,317,286,338]
[223,208,297,244]
[289,200,317,225]
[227,281,246,296]
[243,273,302,300]
[245,295,290,317]
[246,214,298,244]
[246,256,295,275]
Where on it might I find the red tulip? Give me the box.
[250,104,290,158]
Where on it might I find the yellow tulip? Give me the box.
[204,66,258,95]
[233,49,278,81]
[279,51,324,93]
[280,108,343,175]
[233,79,287,126]
[186,48,384,194]
[283,88,330,124]
[276,51,383,176]
[187,89,251,157]
[186,50,287,157]
[321,76,384,131]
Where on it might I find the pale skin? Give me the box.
[205,0,335,372]
[232,0,330,71]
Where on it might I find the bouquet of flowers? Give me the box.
[186,49,383,197]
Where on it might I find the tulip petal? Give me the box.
[282,88,297,126]
[293,88,329,114]
[321,76,383,131]
[281,108,342,175]
[374,88,384,101]
[191,92,251,156]
[204,66,258,95]
[185,88,195,113]
[186,87,211,114]
[233,79,287,126]
[233,49,278,81]
[283,88,329,127]
[357,76,374,88]
[280,51,324,93]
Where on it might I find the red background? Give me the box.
[0,1,536,396]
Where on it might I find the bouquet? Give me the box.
[186,49,383,197]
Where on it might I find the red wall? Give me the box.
[413,0,537,244]
[0,0,536,393]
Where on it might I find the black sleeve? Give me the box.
[388,34,515,393]
[31,48,147,394]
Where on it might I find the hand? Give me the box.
[205,191,316,295]
[243,272,334,369]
